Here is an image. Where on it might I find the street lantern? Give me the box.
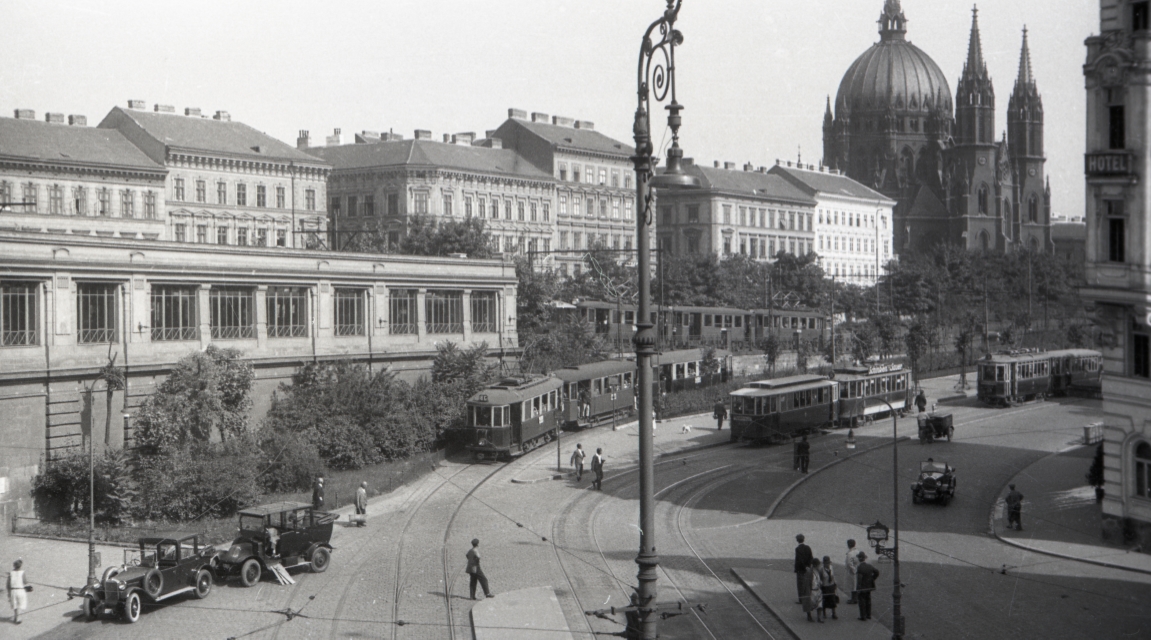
[845,428,857,450]
[867,520,890,545]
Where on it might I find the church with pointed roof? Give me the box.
[822,1,1052,256]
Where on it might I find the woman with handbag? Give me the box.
[7,558,29,625]
[803,557,824,622]
[819,556,839,620]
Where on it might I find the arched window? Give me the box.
[977,185,989,215]
[979,230,990,251]
[1028,194,1039,223]
[1136,442,1151,497]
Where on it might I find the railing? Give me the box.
[0,329,37,346]
[426,322,464,335]
[211,326,256,340]
[78,328,116,344]
[471,322,498,334]
[268,325,308,338]
[390,322,417,335]
[335,323,365,337]
[151,326,198,342]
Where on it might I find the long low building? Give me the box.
[0,230,518,520]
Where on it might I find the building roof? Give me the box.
[309,139,551,180]
[685,165,816,206]
[904,185,949,219]
[1051,222,1086,241]
[767,164,894,203]
[0,117,164,172]
[100,106,322,164]
[500,118,634,158]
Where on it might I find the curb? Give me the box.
[510,470,577,485]
[731,568,810,639]
[765,435,911,520]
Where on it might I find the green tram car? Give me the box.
[833,364,912,428]
[729,374,838,443]
[977,348,1103,406]
[556,360,636,430]
[465,375,563,460]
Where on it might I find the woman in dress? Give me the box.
[804,557,824,622]
[819,555,839,620]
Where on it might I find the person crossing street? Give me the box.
[713,399,727,430]
[570,443,586,482]
[590,448,606,490]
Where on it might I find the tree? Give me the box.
[431,341,498,399]
[514,256,560,339]
[795,338,810,373]
[850,322,877,364]
[346,214,494,258]
[955,327,974,388]
[761,332,781,375]
[519,315,608,374]
[97,351,125,447]
[905,318,930,386]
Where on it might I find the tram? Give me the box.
[729,374,838,443]
[977,348,1103,406]
[834,363,912,428]
[464,374,563,460]
[555,360,636,430]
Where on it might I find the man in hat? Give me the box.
[855,552,879,621]
[354,481,368,526]
[1005,484,1024,531]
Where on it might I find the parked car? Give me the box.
[917,412,954,443]
[911,459,957,505]
[71,532,217,623]
[215,501,336,586]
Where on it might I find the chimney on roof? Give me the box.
[508,108,527,120]
[382,131,403,141]
[414,129,432,140]
[443,133,452,143]
[185,107,201,117]
[574,120,595,130]
[485,137,503,149]
[154,104,175,113]
[552,115,574,127]
[213,110,231,121]
[453,132,475,145]
[127,100,146,110]
[326,128,342,146]
[683,157,694,166]
[45,112,65,124]
[14,109,35,120]
[758,166,767,173]
[531,112,549,123]
[743,162,754,171]
[297,130,310,150]
[724,162,736,170]
[68,114,87,126]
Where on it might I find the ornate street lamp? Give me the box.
[631,2,699,637]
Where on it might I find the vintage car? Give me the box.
[911,460,957,505]
[215,502,336,586]
[917,412,954,444]
[72,532,217,623]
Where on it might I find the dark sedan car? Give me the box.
[911,460,957,505]
[215,501,336,586]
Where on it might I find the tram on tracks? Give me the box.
[833,363,912,428]
[729,374,838,443]
[555,360,636,430]
[977,348,1103,407]
[655,348,732,393]
[464,374,563,461]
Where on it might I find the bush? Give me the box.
[258,430,327,494]
[31,449,136,524]
[133,440,261,521]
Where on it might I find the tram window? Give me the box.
[533,396,541,416]
[593,378,603,395]
[732,397,744,414]
[735,316,743,328]
[476,406,492,426]
[996,366,1004,382]
[705,315,713,327]
[495,406,505,426]
[623,372,632,388]
[687,361,698,377]
[675,363,685,379]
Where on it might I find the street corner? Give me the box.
[732,567,890,640]
[470,586,575,640]
[510,469,578,484]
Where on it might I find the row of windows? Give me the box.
[831,263,878,280]
[172,223,289,246]
[172,178,316,211]
[558,231,631,251]
[0,282,501,346]
[730,386,834,416]
[724,235,812,259]
[0,182,157,219]
[818,210,883,229]
[839,373,909,399]
[820,235,880,255]
[491,235,552,255]
[558,193,632,220]
[557,163,632,189]
[713,205,812,232]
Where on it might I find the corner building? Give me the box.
[1081,0,1151,548]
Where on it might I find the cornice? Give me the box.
[0,156,167,181]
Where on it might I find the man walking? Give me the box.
[7,559,28,625]
[591,448,606,490]
[797,436,811,474]
[465,539,494,600]
[793,534,813,604]
[713,399,727,431]
[1005,484,1025,531]
[354,481,368,526]
[855,552,879,621]
[915,389,928,414]
[312,477,325,511]
[570,443,586,482]
[844,539,860,604]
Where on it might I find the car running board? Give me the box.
[154,586,195,602]
[267,561,296,585]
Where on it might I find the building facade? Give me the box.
[653,161,817,261]
[99,102,329,250]
[1081,0,1151,548]
[769,162,896,285]
[823,1,1052,256]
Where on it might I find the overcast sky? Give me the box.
[1,0,1095,219]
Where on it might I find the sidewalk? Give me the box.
[734,567,890,639]
[991,444,1151,575]
[471,586,574,640]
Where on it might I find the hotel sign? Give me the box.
[1085,152,1133,177]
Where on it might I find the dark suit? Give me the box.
[794,543,814,600]
[312,482,325,510]
[796,440,811,473]
[856,561,879,620]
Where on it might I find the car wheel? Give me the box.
[193,569,213,599]
[310,547,330,573]
[84,596,100,620]
[123,591,142,624]
[143,568,163,599]
[240,558,262,587]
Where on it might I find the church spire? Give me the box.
[955,4,995,145]
[1015,27,1035,88]
[878,0,907,41]
[962,5,988,81]
[824,96,833,123]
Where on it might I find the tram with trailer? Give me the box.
[654,348,732,393]
[555,360,636,430]
[729,374,838,443]
[834,363,912,428]
[464,374,563,461]
[976,348,1103,406]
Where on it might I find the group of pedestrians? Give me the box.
[570,443,606,489]
[794,535,879,623]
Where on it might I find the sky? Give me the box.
[0,0,1096,218]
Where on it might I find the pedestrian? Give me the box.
[855,552,879,621]
[312,477,325,511]
[1005,484,1025,531]
[354,481,368,526]
[579,388,591,418]
[844,539,860,605]
[7,559,28,625]
[793,534,813,604]
[465,538,494,600]
[570,443,586,482]
[591,448,606,490]
[915,389,927,414]
[819,556,839,620]
[713,398,727,431]
[804,557,824,622]
[797,435,811,474]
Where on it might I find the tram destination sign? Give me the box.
[1085,152,1133,177]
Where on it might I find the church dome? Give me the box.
[835,1,953,115]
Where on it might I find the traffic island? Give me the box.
[732,567,889,639]
[470,586,575,640]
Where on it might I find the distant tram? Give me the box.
[729,374,838,443]
[834,364,912,428]
[555,360,636,430]
[977,349,1103,407]
[465,375,563,460]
